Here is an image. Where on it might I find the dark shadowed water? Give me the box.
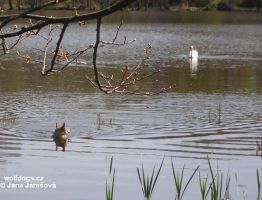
[0,11,262,200]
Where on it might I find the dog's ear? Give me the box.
[56,123,59,128]
[61,122,66,129]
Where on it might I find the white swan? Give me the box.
[189,46,198,59]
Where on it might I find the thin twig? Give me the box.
[113,20,123,43]
[42,23,68,75]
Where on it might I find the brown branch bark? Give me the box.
[0,0,136,40]
[0,0,174,94]
[112,20,123,43]
[0,0,67,29]
[1,0,136,24]
[0,21,49,39]
[60,46,92,71]
[93,17,105,93]
[42,23,68,75]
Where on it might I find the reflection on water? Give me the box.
[189,58,198,77]
[0,11,262,200]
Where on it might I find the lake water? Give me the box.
[0,11,262,200]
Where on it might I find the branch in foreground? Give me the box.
[86,43,175,95]
[0,0,67,29]
[92,17,104,92]
[0,0,175,95]
[0,0,137,39]
[42,23,68,75]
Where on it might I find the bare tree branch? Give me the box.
[93,17,106,93]
[21,0,136,23]
[0,0,175,95]
[42,23,68,75]
[0,0,67,29]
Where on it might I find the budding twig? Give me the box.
[0,0,175,95]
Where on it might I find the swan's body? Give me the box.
[189,46,198,59]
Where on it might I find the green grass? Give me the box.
[102,156,260,200]
[106,157,115,200]
[207,156,230,200]
[257,169,261,200]
[137,158,164,200]
[171,160,199,200]
[199,171,209,200]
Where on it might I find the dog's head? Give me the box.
[52,122,70,138]
[56,122,70,134]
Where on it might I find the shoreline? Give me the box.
[0,5,261,13]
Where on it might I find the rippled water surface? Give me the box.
[0,11,262,200]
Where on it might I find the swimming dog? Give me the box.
[52,123,70,152]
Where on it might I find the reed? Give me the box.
[101,156,261,200]
[106,157,115,200]
[208,103,222,123]
[217,103,221,124]
[97,113,113,129]
[257,169,261,200]
[256,138,262,156]
[207,157,230,200]
[199,171,209,200]
[137,158,164,200]
[171,160,199,200]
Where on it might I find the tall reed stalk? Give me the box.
[207,157,230,200]
[171,160,199,200]
[106,157,115,200]
[102,155,261,200]
[257,169,261,200]
[137,158,164,200]
[217,103,221,124]
[199,171,209,200]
